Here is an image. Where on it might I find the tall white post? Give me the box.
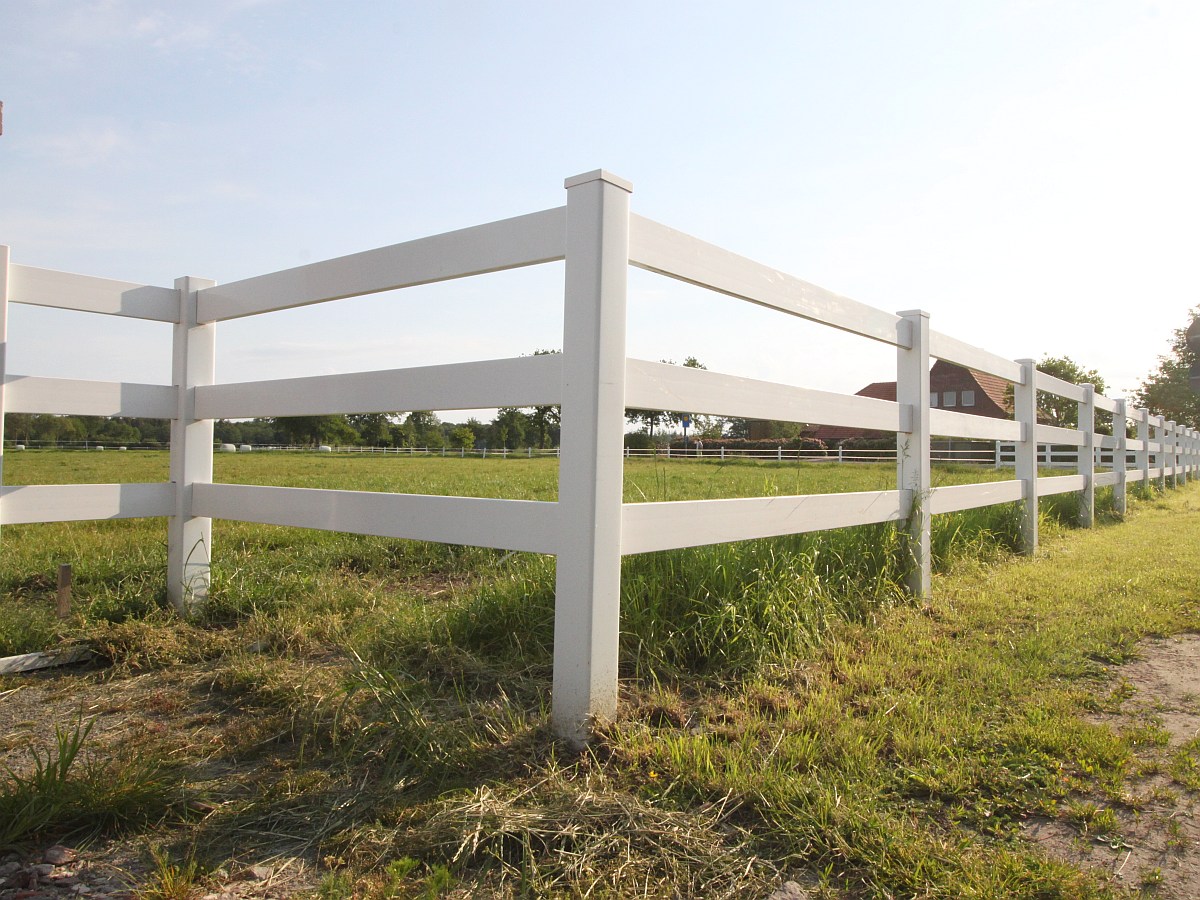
[553,170,632,744]
[1168,420,1179,490]
[1014,359,1039,554]
[1183,428,1192,486]
[1137,408,1150,498]
[896,310,931,599]
[1155,416,1167,491]
[167,275,216,616]
[1113,399,1127,516]
[0,246,8,542]
[1078,384,1095,527]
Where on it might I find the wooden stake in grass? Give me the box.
[56,564,72,619]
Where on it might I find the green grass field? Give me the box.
[2,450,1187,897]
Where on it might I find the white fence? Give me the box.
[2,171,1198,743]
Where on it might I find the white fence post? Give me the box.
[1155,416,1167,491]
[1078,384,1095,527]
[0,246,8,542]
[553,170,632,744]
[896,310,931,598]
[1168,420,1179,489]
[167,275,216,616]
[1184,427,1192,486]
[1014,359,1039,554]
[1113,399,1128,516]
[1137,408,1150,495]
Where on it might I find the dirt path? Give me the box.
[1024,633,1200,897]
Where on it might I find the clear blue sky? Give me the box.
[3,1,1198,413]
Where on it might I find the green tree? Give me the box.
[449,425,475,450]
[348,413,395,446]
[1134,307,1200,429]
[273,415,349,446]
[1036,356,1107,429]
[1006,356,1108,429]
[400,411,443,449]
[491,407,528,449]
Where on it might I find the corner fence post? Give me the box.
[1078,384,1095,527]
[1014,359,1039,554]
[0,246,8,542]
[167,275,216,616]
[1113,399,1127,516]
[896,309,930,599]
[553,170,632,744]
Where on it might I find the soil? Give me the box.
[0,663,325,900]
[1022,633,1200,898]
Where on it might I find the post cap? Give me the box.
[564,170,633,193]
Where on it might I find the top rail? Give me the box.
[928,331,1024,383]
[9,264,178,323]
[628,215,908,348]
[1035,370,1087,402]
[197,206,567,322]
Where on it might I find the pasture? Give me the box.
[4,450,1196,897]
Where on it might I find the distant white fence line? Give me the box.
[2,171,1197,743]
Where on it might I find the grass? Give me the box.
[1,450,1196,896]
[0,715,178,846]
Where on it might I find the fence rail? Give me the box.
[2,169,1198,743]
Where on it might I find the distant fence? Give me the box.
[2,171,1197,743]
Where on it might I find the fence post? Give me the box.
[1077,384,1095,527]
[1136,408,1150,496]
[0,246,8,543]
[1113,399,1128,516]
[553,170,632,745]
[167,275,217,616]
[1155,416,1166,491]
[896,310,931,598]
[1168,420,1179,489]
[1184,428,1192,486]
[1014,359,1039,554]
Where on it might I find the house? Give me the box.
[810,360,1011,445]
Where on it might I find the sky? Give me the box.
[2,0,1199,420]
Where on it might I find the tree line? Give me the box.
[6,318,1200,448]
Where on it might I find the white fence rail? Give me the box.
[3,171,1198,743]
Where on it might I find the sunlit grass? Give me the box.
[3,450,1190,896]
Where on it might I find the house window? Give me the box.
[943,391,956,407]
[930,394,939,408]
[962,390,975,407]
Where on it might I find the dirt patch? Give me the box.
[1,661,326,900]
[1023,634,1200,897]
